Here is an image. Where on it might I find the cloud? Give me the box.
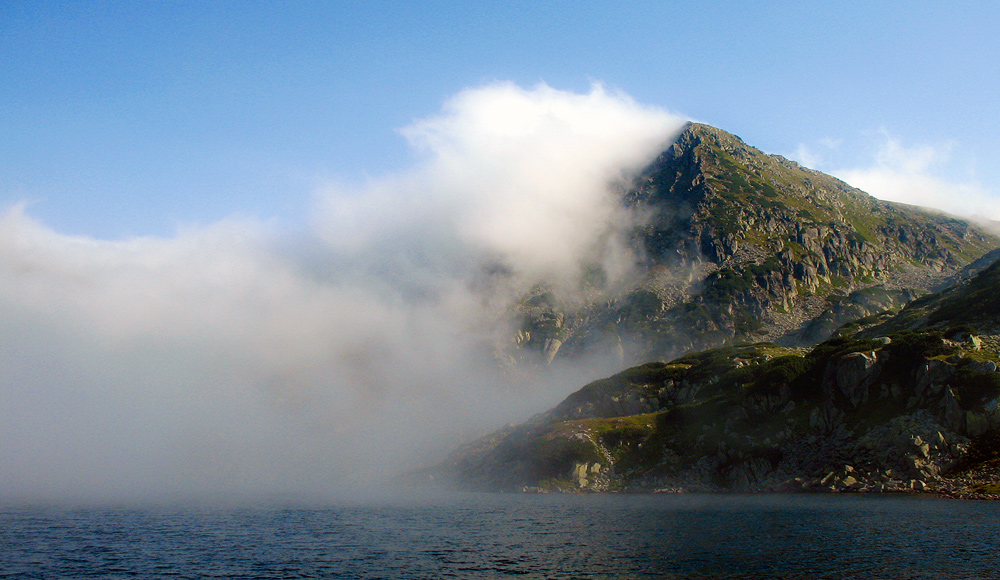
[0,83,687,503]
[792,143,823,169]
[791,138,844,170]
[824,130,1000,221]
[316,82,686,287]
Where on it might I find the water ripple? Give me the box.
[1,494,997,579]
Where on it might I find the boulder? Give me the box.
[834,351,880,407]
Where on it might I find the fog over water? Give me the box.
[0,83,688,503]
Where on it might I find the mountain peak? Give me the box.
[675,121,749,147]
[514,123,1000,366]
[664,122,775,169]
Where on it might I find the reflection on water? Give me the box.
[1,493,996,579]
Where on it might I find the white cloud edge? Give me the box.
[791,129,1000,222]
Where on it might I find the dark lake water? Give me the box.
[1,493,997,579]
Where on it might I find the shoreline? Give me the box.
[516,481,1000,500]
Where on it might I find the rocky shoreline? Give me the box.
[518,484,1000,500]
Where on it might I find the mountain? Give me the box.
[419,124,1000,498]
[431,253,1000,497]
[510,123,999,368]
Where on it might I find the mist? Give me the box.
[0,83,687,504]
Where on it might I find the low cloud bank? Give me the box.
[0,83,687,503]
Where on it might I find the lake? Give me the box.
[1,492,996,579]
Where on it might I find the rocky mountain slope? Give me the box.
[850,249,1000,338]
[432,257,1000,497]
[510,123,999,368]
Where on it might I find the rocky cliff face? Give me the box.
[510,124,999,367]
[432,257,1000,497]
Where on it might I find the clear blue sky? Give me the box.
[3,0,999,238]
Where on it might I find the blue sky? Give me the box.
[3,1,999,238]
